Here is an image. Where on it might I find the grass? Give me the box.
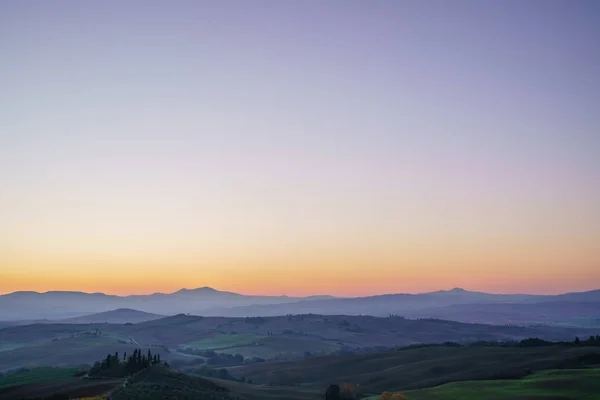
[109,365,236,400]
[218,379,321,400]
[0,366,80,388]
[0,342,23,352]
[183,334,264,350]
[0,377,121,400]
[182,334,339,359]
[402,368,600,400]
[231,344,600,393]
[0,335,161,372]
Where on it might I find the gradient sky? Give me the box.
[1,1,599,296]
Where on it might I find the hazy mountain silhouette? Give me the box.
[0,287,598,327]
[0,287,335,320]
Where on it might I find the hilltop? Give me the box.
[61,309,164,324]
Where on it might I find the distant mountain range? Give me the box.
[0,287,334,321]
[1,287,599,327]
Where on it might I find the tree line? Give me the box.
[88,348,166,377]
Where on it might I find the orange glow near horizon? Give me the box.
[2,233,599,296]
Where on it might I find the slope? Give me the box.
[402,368,600,400]
[229,344,600,393]
[61,309,164,324]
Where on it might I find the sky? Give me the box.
[1,0,599,297]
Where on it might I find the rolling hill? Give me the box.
[228,345,600,393]
[61,308,164,324]
[401,368,600,400]
[0,313,598,372]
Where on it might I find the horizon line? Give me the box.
[2,286,598,298]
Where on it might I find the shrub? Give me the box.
[381,392,410,400]
[340,383,359,399]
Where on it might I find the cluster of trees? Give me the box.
[88,349,165,377]
[520,336,600,347]
[189,366,252,383]
[325,383,361,400]
[387,314,405,319]
[387,336,600,352]
[244,317,267,324]
[178,348,266,365]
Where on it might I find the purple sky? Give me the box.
[0,1,599,295]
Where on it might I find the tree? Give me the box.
[218,368,229,379]
[153,354,158,364]
[326,384,341,400]
[575,337,581,345]
[340,383,358,400]
[233,353,244,364]
[123,352,127,361]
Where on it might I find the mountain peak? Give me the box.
[175,286,218,293]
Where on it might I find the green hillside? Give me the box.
[181,333,339,358]
[109,366,238,400]
[402,368,600,400]
[231,344,600,393]
[0,367,81,389]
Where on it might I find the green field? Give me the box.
[0,342,23,352]
[401,369,600,400]
[0,335,161,372]
[182,333,340,359]
[183,334,264,350]
[0,367,80,389]
[231,344,600,393]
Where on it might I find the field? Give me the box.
[0,314,599,399]
[230,344,600,393]
[109,366,236,400]
[1,314,597,368]
[1,348,600,399]
[0,367,80,388]
[0,335,162,371]
[403,368,600,400]
[0,366,120,400]
[0,342,23,351]
[108,366,322,400]
[183,333,264,350]
[0,378,121,400]
[181,333,340,358]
